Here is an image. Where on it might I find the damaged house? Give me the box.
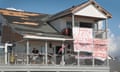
[0,0,112,72]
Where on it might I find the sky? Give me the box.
[0,0,120,58]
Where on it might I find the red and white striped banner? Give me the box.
[73,28,93,52]
[93,39,108,61]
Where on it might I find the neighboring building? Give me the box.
[109,57,120,72]
[0,0,112,72]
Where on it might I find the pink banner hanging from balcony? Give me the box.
[73,28,93,52]
[93,39,108,61]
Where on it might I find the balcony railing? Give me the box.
[94,30,107,39]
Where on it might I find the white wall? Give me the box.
[75,17,96,23]
[50,17,97,32]
[74,4,107,19]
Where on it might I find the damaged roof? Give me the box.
[0,8,72,40]
[0,8,59,34]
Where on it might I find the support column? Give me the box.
[77,52,80,66]
[53,45,56,65]
[105,19,109,66]
[96,22,99,31]
[92,28,95,67]
[4,43,8,64]
[72,14,75,30]
[61,41,65,65]
[4,43,12,64]
[45,41,48,64]
[105,19,108,39]
[26,40,30,65]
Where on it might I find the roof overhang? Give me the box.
[23,34,73,41]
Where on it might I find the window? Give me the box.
[63,21,72,36]
[74,21,79,27]
[80,22,93,28]
[66,21,72,28]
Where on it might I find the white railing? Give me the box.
[0,52,108,66]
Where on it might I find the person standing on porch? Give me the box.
[32,48,39,64]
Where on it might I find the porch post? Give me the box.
[5,43,8,64]
[4,43,13,64]
[72,14,81,66]
[61,41,65,65]
[26,40,30,64]
[45,40,48,64]
[105,19,109,66]
[72,14,75,29]
[77,52,80,66]
[105,19,108,38]
[92,24,95,66]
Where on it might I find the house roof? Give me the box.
[0,8,57,33]
[49,0,112,21]
[0,8,73,40]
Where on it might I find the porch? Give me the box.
[0,38,109,72]
[0,64,110,72]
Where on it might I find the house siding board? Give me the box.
[1,25,23,43]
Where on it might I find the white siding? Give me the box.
[75,17,95,23]
[98,21,103,29]
[74,4,107,19]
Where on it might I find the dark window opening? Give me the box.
[80,22,93,28]
[56,46,62,55]
[66,21,72,28]
[61,21,72,36]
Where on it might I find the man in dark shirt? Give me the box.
[32,48,39,54]
[32,48,39,64]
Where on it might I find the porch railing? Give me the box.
[0,52,108,66]
[94,30,106,39]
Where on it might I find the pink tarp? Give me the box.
[73,28,93,52]
[73,27,108,61]
[93,39,108,61]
